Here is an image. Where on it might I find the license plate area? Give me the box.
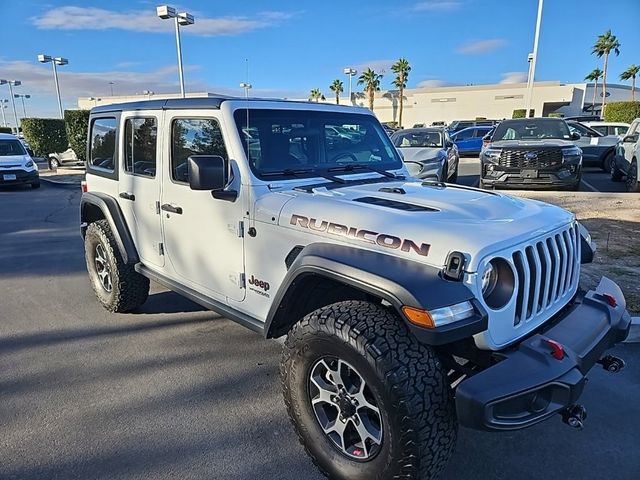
[521,169,538,179]
[3,174,17,181]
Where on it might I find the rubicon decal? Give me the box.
[290,214,430,257]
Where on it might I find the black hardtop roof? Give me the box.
[89,96,355,114]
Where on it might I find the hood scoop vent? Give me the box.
[353,196,438,212]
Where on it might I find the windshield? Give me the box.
[0,139,27,156]
[492,119,571,141]
[392,130,443,148]
[234,109,402,179]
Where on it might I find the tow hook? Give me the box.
[597,355,625,373]
[561,404,587,430]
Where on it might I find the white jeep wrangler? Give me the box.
[80,98,630,480]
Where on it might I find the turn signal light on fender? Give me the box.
[402,306,435,329]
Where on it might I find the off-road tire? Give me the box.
[281,301,457,480]
[627,159,640,192]
[84,220,149,312]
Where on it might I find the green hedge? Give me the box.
[548,113,564,118]
[20,118,68,157]
[512,109,535,119]
[0,126,13,134]
[64,109,90,161]
[603,101,640,124]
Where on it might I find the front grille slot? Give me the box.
[512,224,580,326]
[499,148,563,170]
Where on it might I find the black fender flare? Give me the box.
[265,243,487,345]
[80,192,139,264]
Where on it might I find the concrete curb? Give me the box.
[40,176,81,188]
[624,317,640,343]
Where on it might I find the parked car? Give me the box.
[566,121,621,171]
[0,133,40,188]
[450,126,494,156]
[583,121,630,137]
[391,127,459,182]
[48,147,83,169]
[613,118,640,190]
[480,117,582,190]
[448,119,497,133]
[564,115,601,122]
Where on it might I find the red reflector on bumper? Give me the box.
[544,338,565,360]
[602,293,617,308]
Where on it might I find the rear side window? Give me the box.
[171,118,228,183]
[89,117,117,172]
[124,118,157,177]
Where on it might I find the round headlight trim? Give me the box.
[481,258,515,310]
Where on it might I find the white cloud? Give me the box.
[416,79,447,88]
[413,1,462,11]
[31,6,294,37]
[456,38,507,54]
[499,72,528,84]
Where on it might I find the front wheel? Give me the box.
[281,301,457,480]
[610,158,624,182]
[48,157,60,170]
[627,159,640,192]
[602,151,614,173]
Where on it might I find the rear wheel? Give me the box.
[281,301,457,480]
[84,220,149,312]
[627,159,640,192]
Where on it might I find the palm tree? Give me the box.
[585,68,603,114]
[329,79,344,105]
[309,88,322,102]
[357,68,383,111]
[391,58,411,128]
[620,64,640,101]
[592,30,621,113]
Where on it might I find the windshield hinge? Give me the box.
[155,201,161,215]
[158,242,164,256]
[238,221,245,238]
[239,272,246,289]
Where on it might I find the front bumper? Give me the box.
[456,277,631,431]
[0,169,39,185]
[481,166,580,189]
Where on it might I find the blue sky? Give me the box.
[1,0,639,118]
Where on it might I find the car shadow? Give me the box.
[135,290,206,315]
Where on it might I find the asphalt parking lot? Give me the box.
[1,182,639,480]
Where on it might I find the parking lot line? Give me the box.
[580,178,599,192]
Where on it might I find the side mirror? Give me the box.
[188,155,227,191]
[445,140,454,148]
[623,133,639,143]
[571,131,581,140]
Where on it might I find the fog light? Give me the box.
[487,164,495,171]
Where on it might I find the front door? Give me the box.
[118,113,164,268]
[160,113,245,302]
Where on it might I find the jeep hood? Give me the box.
[263,178,574,271]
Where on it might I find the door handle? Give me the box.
[119,192,135,201]
[161,203,183,215]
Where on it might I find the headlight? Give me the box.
[24,160,34,168]
[480,258,515,309]
[429,301,475,327]
[420,156,443,165]
[484,147,502,162]
[562,146,582,162]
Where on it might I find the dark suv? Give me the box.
[480,118,582,190]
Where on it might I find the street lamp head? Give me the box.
[38,54,52,63]
[343,68,357,75]
[177,12,195,25]
[54,57,68,66]
[25,95,31,99]
[156,5,176,19]
[11,81,21,86]
[239,82,252,89]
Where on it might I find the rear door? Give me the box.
[622,120,640,161]
[118,113,164,268]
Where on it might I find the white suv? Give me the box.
[80,98,630,480]
[613,118,640,191]
[0,133,40,188]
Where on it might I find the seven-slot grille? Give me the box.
[499,147,563,170]
[511,223,580,326]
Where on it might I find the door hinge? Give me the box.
[239,272,246,288]
[158,242,164,256]
[155,201,161,215]
[238,221,245,238]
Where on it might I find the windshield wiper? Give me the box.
[261,168,347,184]
[328,164,404,179]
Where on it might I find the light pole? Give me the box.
[38,54,68,119]
[109,81,115,96]
[157,5,195,98]
[0,80,21,130]
[15,94,31,118]
[239,82,252,100]
[524,0,543,118]
[343,68,357,104]
[0,100,8,127]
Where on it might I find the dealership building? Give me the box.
[78,81,636,126]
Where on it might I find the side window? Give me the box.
[89,117,117,172]
[171,118,227,183]
[455,129,473,140]
[124,118,157,177]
